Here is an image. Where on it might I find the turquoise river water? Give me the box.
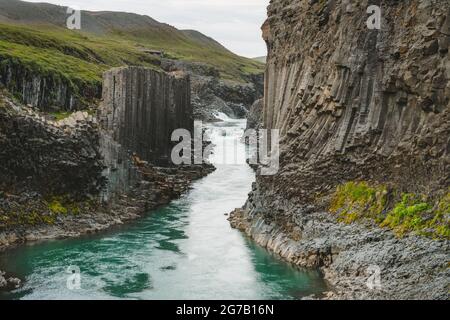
[0,116,327,300]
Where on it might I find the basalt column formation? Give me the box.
[231,0,450,300]
[98,67,192,200]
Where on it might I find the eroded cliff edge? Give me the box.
[231,0,449,299]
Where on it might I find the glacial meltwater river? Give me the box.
[0,116,327,300]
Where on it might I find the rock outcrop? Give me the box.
[162,59,264,121]
[99,67,192,166]
[231,0,450,299]
[0,59,101,111]
[0,96,104,198]
[0,270,20,291]
[98,67,207,201]
[246,98,264,130]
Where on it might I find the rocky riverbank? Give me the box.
[230,203,449,300]
[0,161,213,292]
[0,90,215,251]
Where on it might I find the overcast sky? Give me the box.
[25,0,269,58]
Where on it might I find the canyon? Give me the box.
[0,0,449,300]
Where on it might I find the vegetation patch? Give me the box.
[50,111,73,121]
[0,194,97,229]
[330,181,388,224]
[381,193,450,239]
[0,22,264,86]
[330,182,450,240]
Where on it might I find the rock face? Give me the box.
[162,59,264,121]
[99,67,192,165]
[0,97,104,197]
[260,0,449,201]
[0,59,101,111]
[232,0,450,299]
[98,67,194,200]
[246,98,263,130]
[0,270,21,291]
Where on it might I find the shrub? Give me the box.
[47,198,68,215]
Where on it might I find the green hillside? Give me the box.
[0,0,264,107]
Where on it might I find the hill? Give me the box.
[0,0,264,110]
[252,56,267,63]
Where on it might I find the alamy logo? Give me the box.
[66,265,81,290]
[367,5,381,30]
[66,6,81,30]
[366,265,382,290]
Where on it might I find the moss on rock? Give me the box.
[330,182,450,240]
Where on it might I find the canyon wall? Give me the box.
[260,0,449,203]
[98,67,193,200]
[231,0,450,299]
[0,66,209,248]
[0,58,101,111]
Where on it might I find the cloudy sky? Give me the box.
[26,0,269,58]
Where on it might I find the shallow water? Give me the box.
[0,117,327,300]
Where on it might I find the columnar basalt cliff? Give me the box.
[231,0,450,299]
[0,67,211,252]
[99,67,192,166]
[98,67,202,200]
[0,59,101,111]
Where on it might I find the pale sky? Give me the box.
[25,0,269,58]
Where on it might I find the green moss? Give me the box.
[330,181,387,224]
[380,193,450,239]
[330,182,450,240]
[380,194,431,237]
[47,198,69,215]
[50,111,72,121]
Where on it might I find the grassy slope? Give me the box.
[0,21,264,92]
[252,56,267,63]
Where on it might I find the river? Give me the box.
[0,116,327,300]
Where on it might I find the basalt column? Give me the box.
[98,67,192,200]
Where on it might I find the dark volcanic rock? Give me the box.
[0,58,101,111]
[161,59,263,121]
[98,67,192,166]
[231,0,450,300]
[0,270,21,291]
[0,66,214,249]
[0,97,104,197]
[246,98,263,130]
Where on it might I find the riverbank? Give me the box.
[0,165,214,251]
[0,163,214,291]
[230,204,450,300]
